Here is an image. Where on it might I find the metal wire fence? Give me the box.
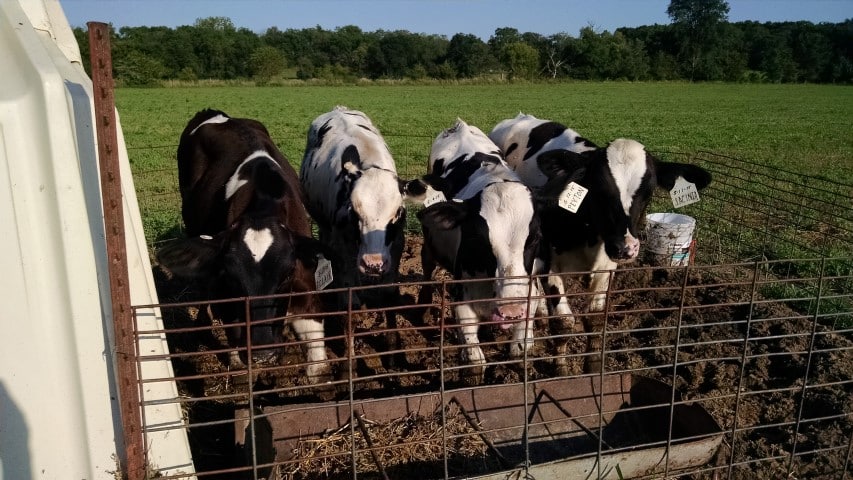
[130,141,853,480]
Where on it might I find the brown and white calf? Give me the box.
[417,119,548,383]
[489,113,711,373]
[156,109,330,383]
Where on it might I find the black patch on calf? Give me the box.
[504,142,518,158]
[433,152,501,197]
[310,119,333,150]
[341,144,362,170]
[525,122,568,160]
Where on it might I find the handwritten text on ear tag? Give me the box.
[423,186,447,207]
[315,255,333,290]
[670,177,700,208]
[558,182,588,213]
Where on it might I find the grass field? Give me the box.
[116,82,853,244]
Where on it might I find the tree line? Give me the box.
[71,8,853,86]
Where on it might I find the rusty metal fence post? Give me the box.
[87,21,145,480]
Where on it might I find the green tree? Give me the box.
[249,45,285,83]
[504,42,540,80]
[667,0,730,80]
[114,50,166,86]
[446,33,495,78]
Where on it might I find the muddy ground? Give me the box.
[154,236,853,479]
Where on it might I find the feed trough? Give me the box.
[235,373,723,479]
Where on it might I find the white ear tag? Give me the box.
[423,186,447,207]
[670,177,700,208]
[315,255,333,290]
[558,182,588,213]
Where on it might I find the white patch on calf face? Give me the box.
[225,150,275,200]
[350,168,403,262]
[606,139,648,215]
[243,227,274,263]
[189,114,229,135]
[480,182,536,311]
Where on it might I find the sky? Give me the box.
[61,0,852,39]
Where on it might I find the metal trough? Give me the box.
[236,373,723,479]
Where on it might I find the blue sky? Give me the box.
[61,0,852,39]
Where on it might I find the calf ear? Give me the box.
[155,234,223,280]
[656,162,713,190]
[400,177,427,200]
[401,175,449,203]
[537,149,587,179]
[417,201,467,272]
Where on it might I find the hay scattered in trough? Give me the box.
[282,403,493,479]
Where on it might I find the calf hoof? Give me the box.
[306,363,333,386]
[228,350,247,370]
[508,339,534,360]
[461,347,486,385]
[462,364,486,386]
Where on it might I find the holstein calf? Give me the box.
[418,119,548,384]
[489,113,711,373]
[301,106,425,309]
[156,109,331,384]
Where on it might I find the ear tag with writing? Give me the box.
[670,177,700,208]
[558,182,588,213]
[423,185,447,207]
[315,255,333,290]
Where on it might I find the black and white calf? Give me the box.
[301,106,423,307]
[418,119,548,382]
[489,113,711,372]
[156,109,330,383]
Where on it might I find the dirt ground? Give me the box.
[155,236,853,479]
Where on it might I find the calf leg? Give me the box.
[583,256,617,374]
[416,245,438,325]
[509,318,535,360]
[290,317,331,384]
[546,275,576,377]
[456,303,486,385]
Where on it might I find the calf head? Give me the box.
[337,152,426,280]
[537,139,712,263]
[418,182,545,328]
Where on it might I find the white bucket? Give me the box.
[645,213,696,266]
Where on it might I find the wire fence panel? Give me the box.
[130,143,853,480]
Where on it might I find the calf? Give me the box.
[156,109,330,383]
[418,119,547,384]
[301,106,424,309]
[489,113,711,373]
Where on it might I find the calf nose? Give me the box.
[619,237,640,259]
[492,304,526,330]
[618,234,640,260]
[359,253,387,277]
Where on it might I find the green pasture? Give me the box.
[117,82,853,245]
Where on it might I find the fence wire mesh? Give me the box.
[131,140,853,480]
